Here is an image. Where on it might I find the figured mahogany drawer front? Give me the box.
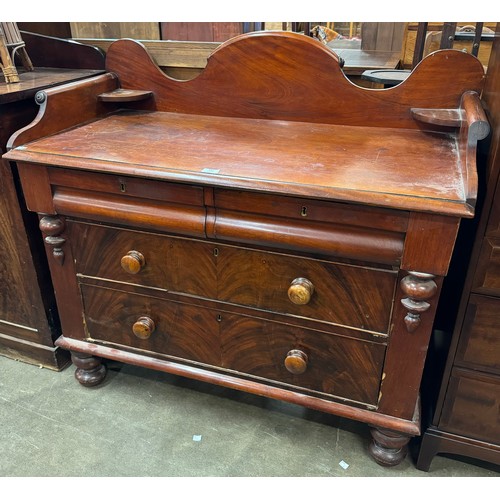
[81,285,221,366]
[455,294,500,374]
[69,222,218,297]
[217,246,397,334]
[440,368,500,445]
[472,238,500,296]
[220,314,385,405]
[70,222,396,333]
[81,285,385,406]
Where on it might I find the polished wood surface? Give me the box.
[81,283,386,406]
[9,109,474,216]
[21,31,105,70]
[0,69,104,104]
[3,31,488,466]
[102,34,484,129]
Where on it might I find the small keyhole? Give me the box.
[216,314,222,322]
[119,181,126,193]
[301,206,308,217]
[213,248,219,257]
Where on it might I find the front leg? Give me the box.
[368,427,411,466]
[71,350,107,387]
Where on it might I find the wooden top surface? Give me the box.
[0,68,104,104]
[8,109,469,215]
[3,33,487,217]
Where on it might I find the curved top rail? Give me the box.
[105,31,486,129]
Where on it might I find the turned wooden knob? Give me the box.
[287,278,314,305]
[121,250,145,274]
[284,349,308,374]
[132,316,155,339]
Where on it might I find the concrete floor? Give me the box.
[0,354,498,478]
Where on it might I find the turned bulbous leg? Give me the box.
[71,350,107,387]
[368,427,411,466]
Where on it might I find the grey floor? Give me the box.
[0,354,498,478]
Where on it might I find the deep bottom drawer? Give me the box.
[81,284,385,406]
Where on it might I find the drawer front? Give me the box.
[82,284,221,365]
[70,222,218,297]
[220,314,385,406]
[82,285,385,406]
[456,294,500,374]
[472,238,500,296]
[49,167,205,207]
[213,189,406,267]
[218,246,397,333]
[214,189,409,233]
[71,223,396,333]
[440,368,500,445]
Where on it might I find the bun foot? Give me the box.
[368,427,410,466]
[71,350,107,387]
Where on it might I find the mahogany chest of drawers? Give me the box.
[3,32,489,466]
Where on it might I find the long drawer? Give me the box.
[70,222,397,334]
[81,284,386,406]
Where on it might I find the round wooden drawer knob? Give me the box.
[121,250,145,274]
[132,316,155,339]
[288,278,315,305]
[284,349,308,375]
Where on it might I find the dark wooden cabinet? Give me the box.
[417,28,500,471]
[3,32,488,466]
[0,33,104,369]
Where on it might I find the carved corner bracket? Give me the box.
[39,215,66,265]
[400,272,437,332]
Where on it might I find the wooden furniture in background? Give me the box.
[74,33,401,81]
[17,22,72,39]
[69,22,161,40]
[0,32,105,369]
[70,22,260,42]
[160,22,243,42]
[362,22,494,88]
[361,22,406,52]
[402,22,495,69]
[417,26,500,472]
[3,32,488,465]
[73,38,218,80]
